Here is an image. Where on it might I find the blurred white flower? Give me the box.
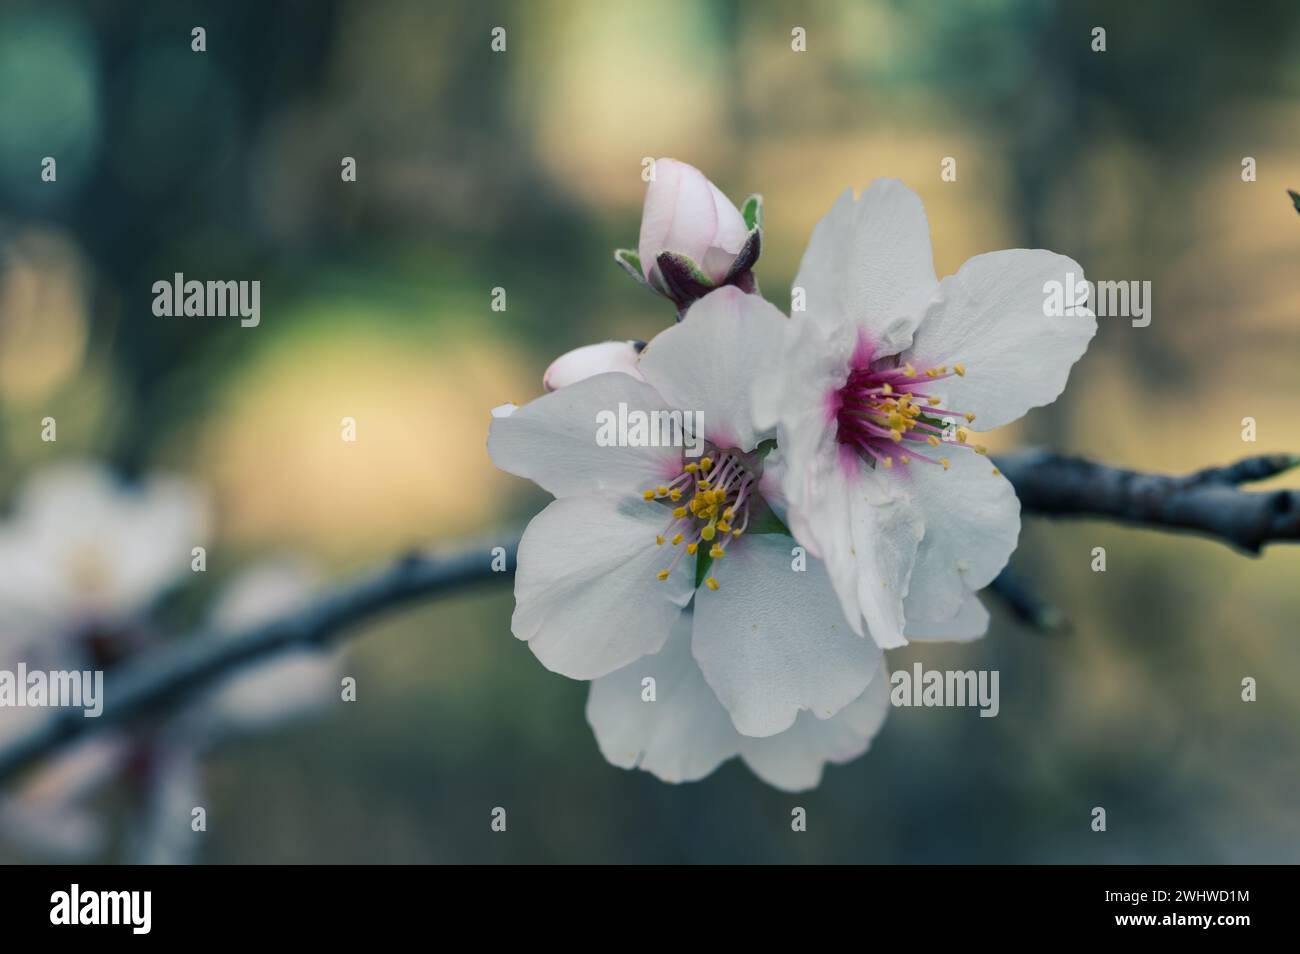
[0,717,127,861]
[189,561,339,736]
[0,461,338,861]
[0,460,206,658]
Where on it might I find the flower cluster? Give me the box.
[490,160,1095,790]
[0,462,339,861]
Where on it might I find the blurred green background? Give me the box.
[1,0,1298,862]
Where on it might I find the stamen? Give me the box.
[833,358,978,473]
[645,446,760,589]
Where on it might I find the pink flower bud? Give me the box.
[638,159,748,287]
[542,340,645,392]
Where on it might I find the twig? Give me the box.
[0,542,516,785]
[987,569,1068,633]
[0,450,1296,785]
[993,449,1300,553]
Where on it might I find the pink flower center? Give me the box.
[832,357,987,471]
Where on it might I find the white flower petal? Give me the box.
[0,733,127,861]
[638,159,723,282]
[905,250,1097,429]
[637,287,788,453]
[513,493,693,679]
[905,590,990,642]
[0,461,206,624]
[543,341,645,392]
[586,612,740,784]
[781,450,923,647]
[691,532,884,737]
[131,741,205,865]
[752,310,851,438]
[794,179,937,357]
[201,563,339,731]
[488,372,683,498]
[896,449,1020,624]
[739,661,891,791]
[707,182,750,256]
[208,561,316,632]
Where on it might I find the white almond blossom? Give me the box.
[490,287,986,790]
[755,179,1097,648]
[0,461,206,663]
[0,462,336,861]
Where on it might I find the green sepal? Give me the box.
[741,194,764,232]
[744,507,791,536]
[614,248,645,282]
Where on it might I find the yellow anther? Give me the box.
[655,535,665,546]
[671,533,683,545]
[642,490,655,501]
[709,545,725,559]
[900,455,911,464]
[927,397,942,406]
[717,521,731,533]
[975,444,987,455]
[883,457,894,469]
[882,382,893,395]
[904,363,917,377]
[698,480,711,490]
[656,569,670,581]
[656,486,668,496]
[991,467,1001,476]
[964,412,976,423]
[890,429,903,442]
[926,435,940,447]
[701,524,716,542]
[684,463,699,473]
[887,413,905,431]
[705,577,719,591]
[940,457,951,470]
[700,457,713,471]
[686,542,698,555]
[956,427,969,444]
[672,506,688,519]
[925,367,938,378]
[723,508,735,520]
[732,529,742,537]
[670,489,682,501]
[954,363,966,377]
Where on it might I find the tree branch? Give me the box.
[1,449,1296,785]
[994,449,1300,553]
[0,542,516,785]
